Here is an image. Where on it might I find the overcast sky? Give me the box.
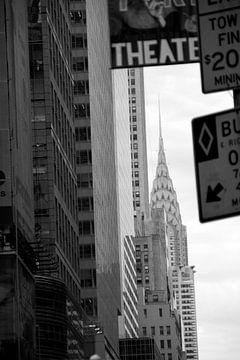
[144,63,240,360]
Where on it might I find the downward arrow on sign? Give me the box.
[206,183,224,203]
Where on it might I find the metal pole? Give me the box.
[233,88,240,108]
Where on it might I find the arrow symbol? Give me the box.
[206,183,224,202]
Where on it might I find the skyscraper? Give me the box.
[28,1,84,358]
[150,120,198,360]
[128,68,149,220]
[112,69,138,339]
[71,0,121,358]
[0,0,35,358]
[134,208,185,360]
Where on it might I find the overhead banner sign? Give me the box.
[108,0,199,68]
[192,108,240,222]
[197,0,240,93]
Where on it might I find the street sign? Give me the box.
[192,108,240,222]
[197,1,240,93]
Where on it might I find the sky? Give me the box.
[143,63,240,360]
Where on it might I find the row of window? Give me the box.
[48,0,71,63]
[80,297,97,316]
[75,127,91,142]
[79,244,95,259]
[79,220,94,235]
[53,142,77,219]
[72,56,88,72]
[70,10,86,24]
[50,84,75,166]
[74,103,90,118]
[58,256,81,303]
[78,197,94,212]
[74,80,89,95]
[55,198,79,274]
[72,34,87,49]
[80,268,96,288]
[77,172,93,188]
[76,150,92,165]
[49,27,72,110]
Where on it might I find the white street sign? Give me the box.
[192,108,240,222]
[197,2,240,93]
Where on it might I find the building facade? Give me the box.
[128,68,149,220]
[71,0,121,358]
[135,209,185,360]
[0,1,35,359]
[150,121,198,360]
[112,69,138,339]
[119,338,163,360]
[28,0,86,358]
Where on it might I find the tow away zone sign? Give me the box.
[192,108,240,222]
[197,1,240,93]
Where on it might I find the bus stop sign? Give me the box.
[192,108,240,222]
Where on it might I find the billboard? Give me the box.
[108,0,199,68]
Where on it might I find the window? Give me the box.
[132,106,136,113]
[75,127,91,141]
[130,69,135,76]
[80,269,96,287]
[143,308,147,317]
[131,97,136,104]
[77,173,92,188]
[160,340,164,349]
[168,354,172,360]
[70,10,86,24]
[76,150,92,164]
[131,88,136,94]
[134,161,138,168]
[72,34,87,48]
[81,297,97,316]
[159,326,164,335]
[142,327,147,336]
[132,115,137,122]
[144,254,148,262]
[135,191,140,198]
[135,180,139,186]
[133,134,137,140]
[145,276,149,284]
[159,308,163,317]
[131,79,135,85]
[167,340,171,349]
[144,244,148,249]
[72,56,88,72]
[78,197,93,211]
[74,103,90,118]
[80,244,95,258]
[134,171,139,177]
[153,294,158,302]
[166,326,171,335]
[133,152,138,159]
[151,326,155,336]
[133,142,138,149]
[79,220,94,235]
[74,80,89,95]
[144,265,149,273]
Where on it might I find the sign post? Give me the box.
[197,0,240,93]
[192,108,240,222]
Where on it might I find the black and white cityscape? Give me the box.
[0,1,202,359]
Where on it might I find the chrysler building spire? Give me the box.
[150,108,182,228]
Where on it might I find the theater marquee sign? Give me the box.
[108,0,198,68]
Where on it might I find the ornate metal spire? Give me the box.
[150,103,182,228]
